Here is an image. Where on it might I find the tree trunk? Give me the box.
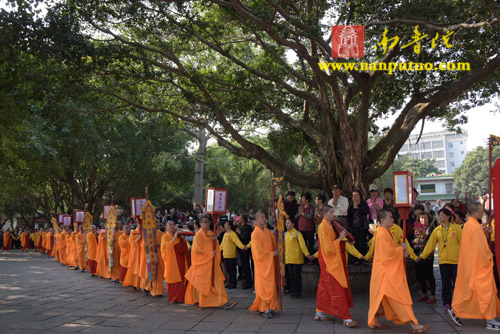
[193,127,209,210]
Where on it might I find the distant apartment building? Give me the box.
[398,130,468,174]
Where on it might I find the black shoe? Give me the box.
[226,285,236,289]
[242,284,252,289]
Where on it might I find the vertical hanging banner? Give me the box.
[141,200,157,282]
[106,206,117,275]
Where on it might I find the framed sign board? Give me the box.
[205,188,228,214]
[103,205,113,220]
[393,171,414,207]
[74,210,85,223]
[63,215,72,226]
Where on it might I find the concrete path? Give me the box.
[0,250,489,333]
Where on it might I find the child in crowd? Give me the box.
[412,212,436,304]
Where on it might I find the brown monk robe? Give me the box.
[161,221,191,303]
[139,228,165,296]
[20,231,30,251]
[249,213,279,318]
[118,225,131,282]
[86,225,98,276]
[58,227,68,265]
[123,228,141,288]
[185,217,229,307]
[110,222,123,282]
[3,230,13,250]
[449,202,500,330]
[75,226,87,271]
[368,210,430,333]
[96,230,110,278]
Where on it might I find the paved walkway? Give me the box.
[0,250,489,333]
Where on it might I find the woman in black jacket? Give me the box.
[347,190,370,264]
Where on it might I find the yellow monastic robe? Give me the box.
[110,230,123,280]
[139,230,164,296]
[96,231,110,278]
[75,231,87,270]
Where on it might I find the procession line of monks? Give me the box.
[7,202,500,332]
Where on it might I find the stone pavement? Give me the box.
[0,250,490,334]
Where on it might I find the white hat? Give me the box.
[369,184,378,192]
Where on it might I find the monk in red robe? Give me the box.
[161,220,191,303]
[3,229,13,250]
[249,213,278,318]
[185,216,230,308]
[123,228,141,288]
[110,221,123,283]
[86,225,98,276]
[139,227,164,296]
[96,230,110,278]
[448,202,500,330]
[368,209,430,333]
[118,225,130,282]
[315,205,357,327]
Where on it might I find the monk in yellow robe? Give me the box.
[75,225,87,271]
[118,225,130,282]
[109,222,123,282]
[86,225,98,276]
[58,227,67,265]
[185,216,229,307]
[139,228,164,296]
[368,209,430,333]
[123,228,141,288]
[161,220,191,303]
[96,230,110,278]
[248,212,278,318]
[20,230,30,251]
[3,229,13,250]
[448,202,500,330]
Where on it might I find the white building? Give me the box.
[398,130,468,174]
[415,175,457,205]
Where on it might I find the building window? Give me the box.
[450,162,455,167]
[449,152,454,158]
[445,183,453,193]
[423,142,431,149]
[461,151,464,154]
[460,141,463,144]
[448,142,453,148]
[432,141,443,148]
[434,150,444,158]
[422,152,433,159]
[435,160,445,168]
[420,184,436,194]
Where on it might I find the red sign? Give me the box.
[331,25,364,58]
[205,188,228,214]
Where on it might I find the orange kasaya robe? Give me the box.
[65,232,75,267]
[96,231,110,278]
[123,229,141,288]
[41,232,47,253]
[452,217,500,319]
[2,231,12,250]
[54,231,60,261]
[71,231,78,265]
[368,225,418,326]
[75,232,87,270]
[20,232,30,250]
[185,229,228,307]
[316,219,353,320]
[58,231,67,264]
[46,231,55,257]
[118,233,130,282]
[110,230,123,281]
[34,232,41,252]
[139,230,165,296]
[161,231,191,302]
[86,232,98,274]
[249,227,279,312]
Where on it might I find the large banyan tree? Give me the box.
[63,0,499,192]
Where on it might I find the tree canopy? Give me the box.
[55,0,500,193]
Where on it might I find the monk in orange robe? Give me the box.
[54,229,60,262]
[46,229,55,257]
[139,227,164,296]
[118,225,130,282]
[65,228,75,267]
[448,202,500,330]
[3,229,13,250]
[34,229,42,252]
[161,220,191,303]
[96,230,110,278]
[20,230,30,251]
[75,225,87,271]
[58,227,67,265]
[185,216,229,307]
[110,221,123,282]
[123,228,141,288]
[314,205,357,327]
[41,230,47,253]
[249,213,278,318]
[86,225,98,276]
[368,209,430,333]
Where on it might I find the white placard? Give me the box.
[58,214,64,223]
[135,198,147,217]
[206,189,214,213]
[130,198,136,217]
[214,190,227,212]
[74,211,85,223]
[395,175,408,204]
[63,215,72,226]
[103,205,112,220]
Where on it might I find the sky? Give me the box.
[376,100,499,152]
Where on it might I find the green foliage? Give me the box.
[375,155,440,190]
[454,146,500,197]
